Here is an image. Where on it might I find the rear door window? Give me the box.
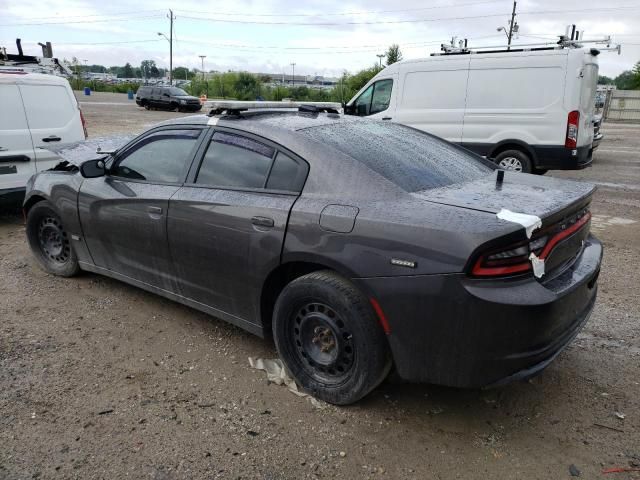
[19,85,75,129]
[196,132,275,189]
[265,152,307,192]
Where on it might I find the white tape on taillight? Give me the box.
[528,252,545,278]
[496,209,542,239]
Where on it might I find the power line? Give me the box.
[3,4,640,28]
[176,0,506,18]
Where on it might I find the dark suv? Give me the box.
[135,86,202,112]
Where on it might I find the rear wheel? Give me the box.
[493,149,532,173]
[143,101,150,110]
[273,271,391,405]
[26,201,80,277]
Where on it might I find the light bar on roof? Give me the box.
[205,100,342,112]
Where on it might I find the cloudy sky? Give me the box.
[2,0,639,77]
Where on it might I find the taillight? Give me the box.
[80,109,88,139]
[565,110,580,149]
[471,212,591,278]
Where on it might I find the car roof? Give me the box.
[156,112,403,197]
[0,71,71,86]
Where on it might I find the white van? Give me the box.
[0,71,87,200]
[345,45,600,173]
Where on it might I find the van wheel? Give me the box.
[26,201,80,277]
[272,271,392,405]
[493,150,532,173]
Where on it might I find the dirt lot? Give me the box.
[1,92,639,479]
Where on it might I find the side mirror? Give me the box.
[80,158,106,178]
[343,103,355,115]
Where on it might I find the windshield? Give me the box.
[300,122,494,192]
[169,87,189,96]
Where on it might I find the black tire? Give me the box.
[26,201,80,277]
[273,270,392,405]
[170,103,180,112]
[493,149,533,173]
[143,101,150,110]
[533,167,548,175]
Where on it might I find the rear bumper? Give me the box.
[353,235,602,388]
[533,144,593,170]
[592,133,603,150]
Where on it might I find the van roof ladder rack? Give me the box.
[433,32,620,56]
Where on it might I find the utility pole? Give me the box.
[376,54,384,68]
[291,62,296,87]
[199,55,206,82]
[169,9,174,84]
[507,0,517,48]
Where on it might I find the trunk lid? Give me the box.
[416,171,596,278]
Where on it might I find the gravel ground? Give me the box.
[1,92,639,479]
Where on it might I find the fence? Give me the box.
[603,90,640,122]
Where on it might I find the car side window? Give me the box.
[354,84,373,116]
[354,79,393,116]
[196,132,275,189]
[266,152,307,192]
[370,79,393,114]
[111,129,200,183]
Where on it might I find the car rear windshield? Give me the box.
[300,122,494,191]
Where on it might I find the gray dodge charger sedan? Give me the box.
[23,103,602,404]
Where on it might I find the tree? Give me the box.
[598,75,613,85]
[632,61,640,89]
[140,59,158,78]
[614,70,637,90]
[173,66,195,80]
[234,72,260,100]
[122,62,134,78]
[386,44,403,65]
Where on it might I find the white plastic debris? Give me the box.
[497,209,542,239]
[529,252,546,278]
[614,411,626,420]
[248,357,330,408]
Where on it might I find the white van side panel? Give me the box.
[20,82,85,172]
[393,57,470,143]
[0,83,36,191]
[462,51,568,148]
[570,52,597,148]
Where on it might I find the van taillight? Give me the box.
[80,109,88,139]
[565,110,580,149]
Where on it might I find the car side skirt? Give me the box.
[78,261,265,337]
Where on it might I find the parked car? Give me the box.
[345,45,600,174]
[0,71,87,202]
[135,85,202,112]
[24,103,602,404]
[595,91,606,109]
[592,113,603,150]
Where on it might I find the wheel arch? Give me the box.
[23,193,48,215]
[260,259,354,337]
[487,140,538,165]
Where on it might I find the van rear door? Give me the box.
[0,81,36,192]
[19,82,85,173]
[578,60,598,148]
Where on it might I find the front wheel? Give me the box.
[273,271,391,405]
[493,149,532,173]
[26,201,80,277]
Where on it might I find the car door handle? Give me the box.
[42,136,62,142]
[147,206,163,215]
[251,216,274,228]
[382,117,392,121]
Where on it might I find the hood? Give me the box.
[415,171,595,224]
[38,135,134,165]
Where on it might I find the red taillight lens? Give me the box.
[471,212,591,278]
[80,109,88,139]
[565,110,580,149]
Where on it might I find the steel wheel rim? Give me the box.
[292,302,354,383]
[38,216,70,264]
[498,157,523,172]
